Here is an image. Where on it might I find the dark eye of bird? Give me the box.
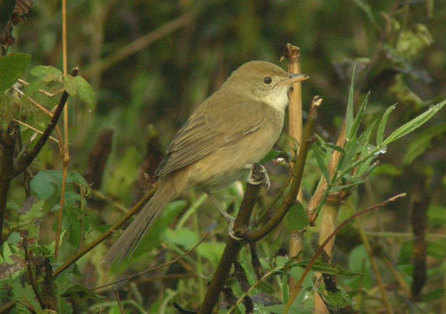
[263,76,272,84]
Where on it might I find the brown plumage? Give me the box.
[105,61,307,263]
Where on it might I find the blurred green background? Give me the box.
[2,0,446,312]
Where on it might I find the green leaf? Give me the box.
[286,202,308,230]
[403,123,446,165]
[349,92,370,140]
[164,227,199,250]
[312,143,330,183]
[30,65,62,82]
[376,104,396,145]
[421,288,446,302]
[0,53,31,92]
[196,241,225,266]
[64,74,78,96]
[345,64,357,139]
[63,75,97,108]
[383,100,446,146]
[12,281,41,311]
[76,76,96,108]
[30,170,59,200]
[352,0,379,29]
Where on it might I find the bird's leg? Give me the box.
[208,194,244,240]
[247,163,270,190]
[209,194,235,222]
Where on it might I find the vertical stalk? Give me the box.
[285,43,305,290]
[55,0,70,258]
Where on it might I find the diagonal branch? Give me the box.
[13,68,79,177]
[53,186,156,277]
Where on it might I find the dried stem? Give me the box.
[12,119,59,144]
[311,122,346,313]
[55,0,70,259]
[284,43,305,292]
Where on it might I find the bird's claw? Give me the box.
[248,164,270,190]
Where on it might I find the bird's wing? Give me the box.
[156,94,266,177]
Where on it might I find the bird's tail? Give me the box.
[104,181,177,263]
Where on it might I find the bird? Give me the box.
[105,60,308,263]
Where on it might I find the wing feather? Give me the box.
[156,93,266,177]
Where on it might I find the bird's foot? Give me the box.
[248,164,270,190]
[228,220,244,241]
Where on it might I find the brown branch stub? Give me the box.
[284,43,301,63]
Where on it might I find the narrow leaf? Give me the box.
[312,144,330,183]
[376,104,396,145]
[349,91,370,140]
[403,123,446,165]
[383,100,446,146]
[346,63,357,139]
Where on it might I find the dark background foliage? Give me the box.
[1,0,446,313]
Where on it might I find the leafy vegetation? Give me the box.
[1,0,446,313]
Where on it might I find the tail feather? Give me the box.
[104,182,176,263]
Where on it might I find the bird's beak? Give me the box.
[275,73,309,87]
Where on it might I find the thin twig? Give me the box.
[12,119,59,144]
[90,189,128,213]
[55,0,70,259]
[94,232,208,291]
[85,9,198,77]
[357,216,394,313]
[17,79,60,97]
[53,187,156,277]
[284,193,406,313]
[12,86,54,117]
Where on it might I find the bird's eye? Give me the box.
[263,76,272,84]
